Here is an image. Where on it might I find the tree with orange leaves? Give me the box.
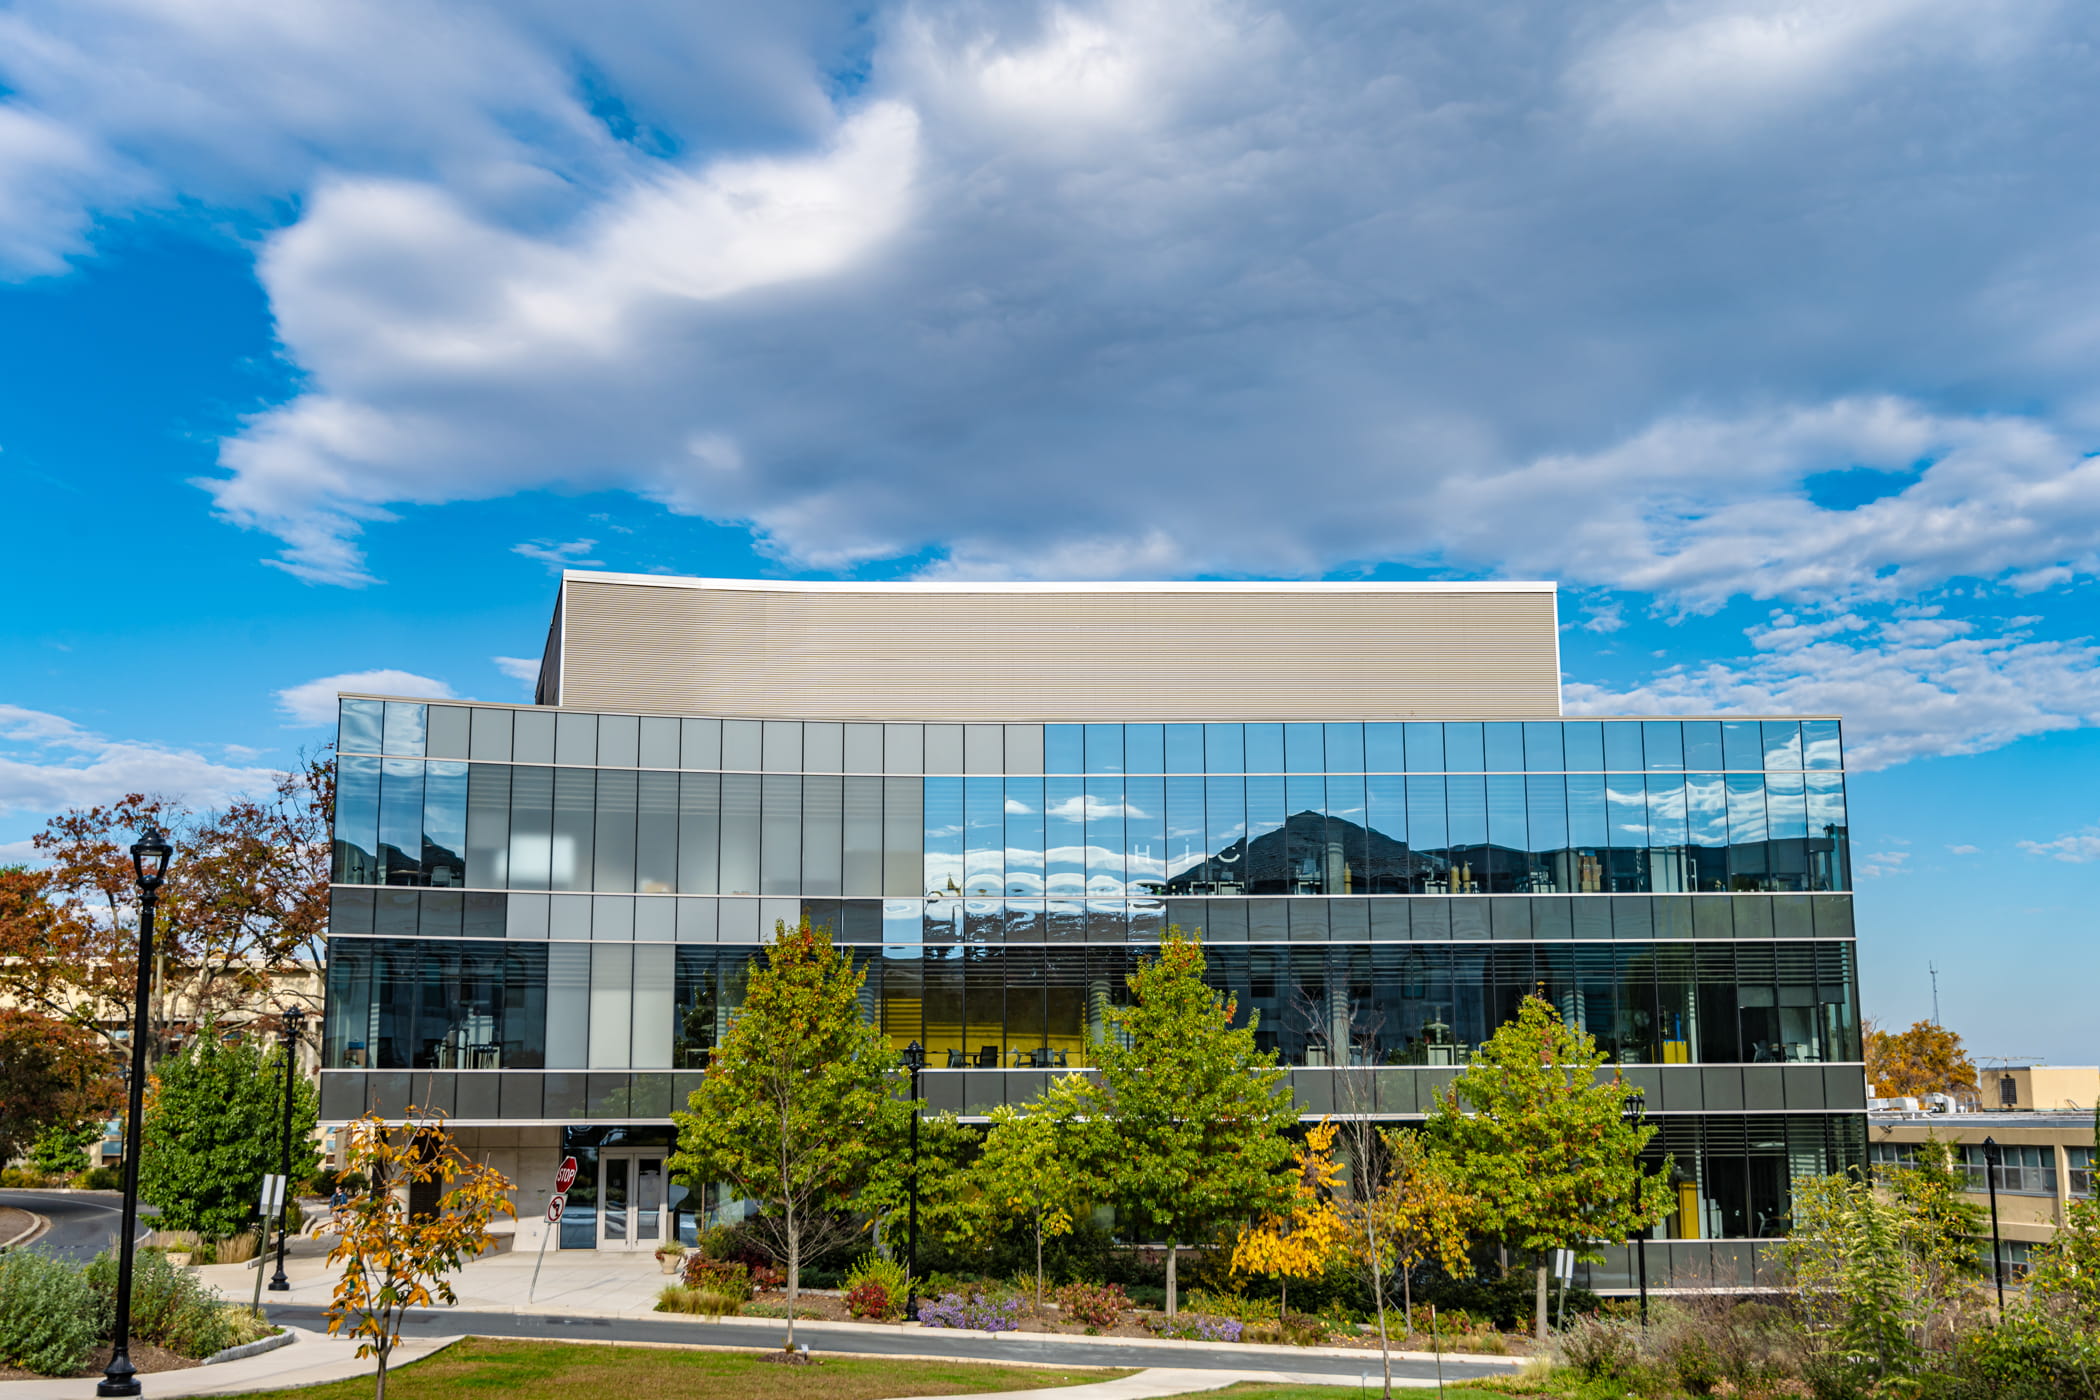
[1231,1118,1348,1316]
[1865,1020,1978,1102]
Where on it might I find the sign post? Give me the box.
[529,1156,579,1303]
[249,1174,287,1316]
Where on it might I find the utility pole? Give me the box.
[1929,963,1941,1026]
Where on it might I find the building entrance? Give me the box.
[596,1151,668,1250]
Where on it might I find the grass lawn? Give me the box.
[230,1336,1131,1400]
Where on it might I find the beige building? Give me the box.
[1871,1096,2097,1276]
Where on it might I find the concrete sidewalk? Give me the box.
[0,1327,460,1399]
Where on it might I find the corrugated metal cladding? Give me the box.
[552,576,1563,722]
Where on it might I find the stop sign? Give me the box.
[553,1156,578,1193]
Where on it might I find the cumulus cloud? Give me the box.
[492,657,543,688]
[1564,610,2100,770]
[2019,828,2100,863]
[275,670,456,726]
[0,703,282,820]
[513,539,603,571]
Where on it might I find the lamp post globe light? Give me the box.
[1622,1090,1650,1327]
[901,1039,926,1321]
[100,824,172,1399]
[268,1004,308,1293]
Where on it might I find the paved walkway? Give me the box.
[0,1326,460,1399]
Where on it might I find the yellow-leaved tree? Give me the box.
[1366,1127,1473,1326]
[1231,1117,1348,1316]
[326,1107,515,1400]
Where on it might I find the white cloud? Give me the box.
[275,669,455,726]
[0,704,282,821]
[1947,843,1980,855]
[1565,610,2100,770]
[1857,849,1910,878]
[513,539,602,571]
[492,657,542,688]
[2019,829,2100,863]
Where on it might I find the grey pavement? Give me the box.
[0,1191,144,1264]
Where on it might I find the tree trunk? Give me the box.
[374,1343,390,1400]
[1280,1277,1287,1318]
[1534,1261,1548,1342]
[1165,1241,1179,1317]
[1034,1218,1045,1317]
[785,1227,800,1349]
[1401,1267,1411,1339]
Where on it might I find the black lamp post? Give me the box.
[901,1040,926,1321]
[100,823,172,1398]
[1982,1136,2005,1311]
[1623,1091,1650,1327]
[268,1004,307,1292]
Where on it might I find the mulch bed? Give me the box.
[0,1341,200,1382]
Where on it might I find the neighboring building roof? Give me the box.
[536,571,1568,722]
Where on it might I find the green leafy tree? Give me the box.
[1878,1134,1983,1346]
[28,1119,102,1178]
[139,1029,318,1240]
[974,1074,1095,1314]
[670,919,910,1347]
[1784,1173,1925,1387]
[1427,994,1670,1340]
[1076,928,1298,1315]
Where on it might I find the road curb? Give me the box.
[0,1212,49,1252]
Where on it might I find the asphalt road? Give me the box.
[0,1189,146,1263]
[263,1304,1516,1382]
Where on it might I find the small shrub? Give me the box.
[844,1254,909,1298]
[1279,1312,1327,1346]
[1148,1312,1245,1343]
[1186,1290,1279,1325]
[0,1168,52,1190]
[81,1166,120,1191]
[680,1255,754,1301]
[655,1284,743,1318]
[1055,1281,1129,1331]
[741,1300,824,1320]
[0,1251,99,1375]
[84,1248,241,1359]
[918,1291,1023,1333]
[1557,1315,1642,1382]
[845,1280,896,1320]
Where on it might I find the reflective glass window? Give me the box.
[423,761,469,887]
[1127,775,1166,895]
[721,721,761,771]
[1325,723,1364,773]
[1246,723,1284,773]
[1286,775,1326,892]
[963,776,1004,896]
[1003,778,1044,897]
[1806,773,1846,837]
[593,769,637,893]
[1522,722,1562,772]
[1444,723,1484,772]
[1244,776,1287,893]
[676,774,719,895]
[1602,722,1644,771]
[379,759,424,885]
[1083,724,1123,775]
[1284,723,1324,773]
[1203,723,1243,773]
[1721,720,1764,771]
[1483,723,1524,772]
[335,754,381,884]
[1446,776,1487,893]
[717,775,760,896]
[1085,778,1126,895]
[1204,776,1247,895]
[636,772,678,895]
[382,701,426,757]
[1044,725,1083,774]
[1364,775,1406,893]
[1525,775,1567,891]
[555,712,597,767]
[1366,723,1405,772]
[466,763,510,890]
[1044,777,1086,896]
[506,767,553,891]
[1407,776,1447,863]
[1683,721,1724,771]
[1485,775,1527,892]
[1726,775,1768,844]
[1763,722,1804,770]
[923,776,965,897]
[1124,724,1164,775]
[551,768,596,892]
[801,775,843,897]
[843,777,883,896]
[340,698,384,754]
[1404,723,1445,773]
[1766,772,1808,840]
[1567,771,1608,848]
[1606,776,1649,850]
[1164,725,1204,774]
[1164,776,1206,887]
[1643,722,1684,771]
[1802,719,1843,770]
[1563,721,1604,772]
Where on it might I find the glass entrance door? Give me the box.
[596,1152,667,1250]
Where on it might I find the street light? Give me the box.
[1982,1136,2006,1312]
[901,1040,926,1321]
[268,1004,308,1293]
[1622,1091,1650,1327]
[100,823,172,1399]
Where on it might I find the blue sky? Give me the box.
[1,0,2095,1065]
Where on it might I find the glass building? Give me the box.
[319,574,1866,1285]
